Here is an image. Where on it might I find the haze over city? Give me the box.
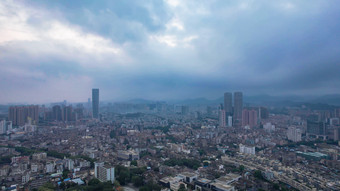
[1,1,340,191]
[1,0,340,104]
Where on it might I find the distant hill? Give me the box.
[127,98,157,104]
[308,94,340,106]
[171,97,218,105]
[119,94,340,107]
[169,94,340,107]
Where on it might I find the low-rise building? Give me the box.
[117,150,139,161]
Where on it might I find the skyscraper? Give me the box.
[224,92,232,115]
[234,92,243,122]
[92,89,99,118]
[219,109,226,127]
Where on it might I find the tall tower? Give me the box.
[52,105,62,121]
[92,89,99,119]
[219,110,226,127]
[234,92,243,122]
[224,92,232,115]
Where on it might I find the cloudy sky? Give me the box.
[0,0,340,104]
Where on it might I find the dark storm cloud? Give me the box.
[0,0,340,103]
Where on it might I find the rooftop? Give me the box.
[210,182,234,190]
[179,172,197,178]
[216,173,241,183]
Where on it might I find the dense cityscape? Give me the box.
[0,89,340,191]
[2,0,340,191]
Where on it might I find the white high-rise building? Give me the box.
[263,122,275,132]
[0,120,6,134]
[239,144,255,155]
[46,163,54,173]
[67,159,74,170]
[227,116,233,127]
[22,172,30,184]
[287,126,302,142]
[7,121,12,132]
[95,162,115,183]
[24,118,36,132]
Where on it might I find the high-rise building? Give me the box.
[227,116,233,127]
[9,105,39,126]
[329,118,339,126]
[219,110,226,127]
[27,106,39,123]
[263,122,275,132]
[239,144,255,155]
[259,107,269,119]
[287,126,302,142]
[334,127,340,141]
[52,105,62,121]
[62,106,73,122]
[0,120,6,134]
[307,121,326,139]
[181,106,189,115]
[74,104,84,120]
[206,106,213,116]
[9,107,17,125]
[92,89,99,118]
[335,108,340,118]
[233,92,243,122]
[94,162,115,183]
[224,92,232,115]
[16,107,25,126]
[7,121,12,132]
[242,109,257,128]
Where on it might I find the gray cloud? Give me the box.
[0,0,340,103]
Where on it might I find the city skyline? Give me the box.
[1,0,340,103]
[3,90,340,106]
[1,1,340,190]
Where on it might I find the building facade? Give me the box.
[9,105,39,126]
[307,121,326,139]
[242,109,258,128]
[219,110,226,127]
[94,162,115,183]
[224,92,232,115]
[233,92,243,123]
[92,89,99,118]
[287,126,302,142]
[239,144,255,155]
